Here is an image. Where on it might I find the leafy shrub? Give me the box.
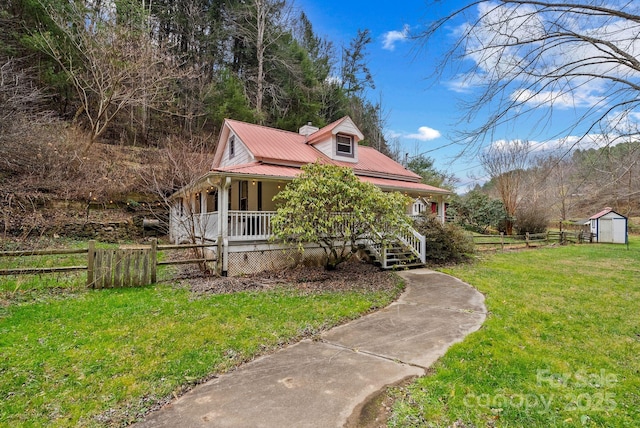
[414,214,475,264]
[448,190,509,234]
[272,163,412,270]
[514,203,549,234]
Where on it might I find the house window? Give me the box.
[229,136,235,158]
[336,134,354,157]
[239,180,248,211]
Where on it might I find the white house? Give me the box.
[589,207,628,244]
[169,117,452,275]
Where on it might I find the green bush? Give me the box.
[414,214,475,263]
[514,203,549,234]
[448,191,509,234]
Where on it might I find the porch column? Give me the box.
[188,193,196,215]
[217,176,232,238]
[200,190,207,214]
[437,195,446,224]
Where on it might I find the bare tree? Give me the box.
[571,139,640,215]
[140,135,216,271]
[480,140,531,234]
[419,1,640,156]
[34,1,190,148]
[536,155,577,221]
[0,58,56,177]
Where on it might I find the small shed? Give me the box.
[589,207,628,244]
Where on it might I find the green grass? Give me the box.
[0,255,403,427]
[0,240,119,299]
[389,238,640,427]
[0,240,171,304]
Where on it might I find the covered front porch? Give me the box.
[170,175,447,243]
[169,173,448,275]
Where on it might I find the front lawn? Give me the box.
[389,239,640,427]
[0,260,403,427]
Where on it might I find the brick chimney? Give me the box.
[298,122,319,136]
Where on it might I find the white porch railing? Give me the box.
[228,211,275,241]
[170,212,220,243]
[396,226,427,264]
[171,210,428,266]
[195,212,219,242]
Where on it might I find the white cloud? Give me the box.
[382,25,410,51]
[446,73,488,94]
[452,1,640,110]
[486,124,638,157]
[510,87,605,110]
[407,126,442,141]
[385,129,403,140]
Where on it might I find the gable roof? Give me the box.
[306,116,364,145]
[589,207,627,220]
[225,119,324,165]
[211,118,450,195]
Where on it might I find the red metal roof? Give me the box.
[219,118,449,195]
[359,176,450,194]
[226,119,327,165]
[589,207,626,220]
[589,207,613,219]
[214,162,449,195]
[333,146,422,180]
[215,163,301,179]
[306,117,348,145]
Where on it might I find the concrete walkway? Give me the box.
[134,269,487,428]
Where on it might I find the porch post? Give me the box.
[437,195,446,224]
[217,176,232,277]
[200,190,207,214]
[217,176,232,238]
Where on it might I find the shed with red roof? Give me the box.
[588,207,628,244]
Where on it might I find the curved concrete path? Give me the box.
[134,269,486,428]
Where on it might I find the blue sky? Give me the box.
[294,0,491,189]
[294,0,640,191]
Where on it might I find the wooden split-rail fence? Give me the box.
[0,239,219,289]
[472,231,594,250]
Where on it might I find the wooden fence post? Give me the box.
[500,232,504,251]
[87,240,95,287]
[150,238,157,284]
[526,232,530,248]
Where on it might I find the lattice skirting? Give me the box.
[226,245,326,276]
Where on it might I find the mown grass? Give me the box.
[0,240,120,300]
[0,243,404,427]
[389,238,640,427]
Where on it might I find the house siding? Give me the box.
[219,133,253,168]
[314,139,333,160]
[335,121,361,138]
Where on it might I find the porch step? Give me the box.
[364,241,424,270]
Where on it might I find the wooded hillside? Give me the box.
[1,0,394,236]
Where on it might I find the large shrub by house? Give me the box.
[271,163,411,270]
[414,213,475,264]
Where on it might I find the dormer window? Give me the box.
[336,134,354,157]
[229,136,235,158]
